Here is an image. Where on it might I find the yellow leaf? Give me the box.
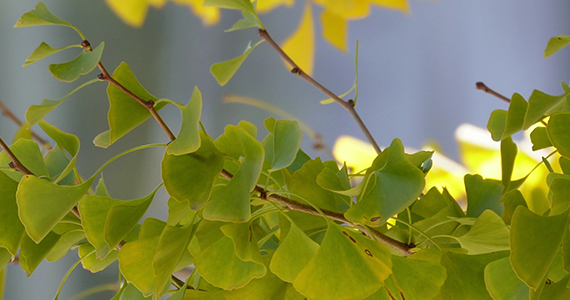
[281,3,314,75]
[105,0,149,27]
[369,0,409,13]
[172,0,221,26]
[257,0,294,14]
[316,0,370,19]
[149,0,169,8]
[321,11,347,52]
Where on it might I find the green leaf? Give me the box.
[391,255,447,300]
[167,86,202,155]
[226,11,263,32]
[487,110,507,142]
[17,176,94,243]
[224,271,304,300]
[455,210,510,255]
[510,206,568,289]
[45,229,84,261]
[194,235,266,290]
[484,257,530,300]
[43,146,75,186]
[268,120,302,171]
[166,197,193,226]
[530,126,552,150]
[545,35,570,58]
[49,42,105,82]
[502,93,528,139]
[293,222,392,300]
[19,231,60,275]
[436,251,507,300]
[203,0,256,13]
[26,79,100,126]
[22,42,81,67]
[12,124,33,144]
[204,128,264,222]
[221,223,264,263]
[163,131,224,210]
[153,222,196,297]
[111,283,152,300]
[211,40,264,86]
[98,62,170,147]
[547,112,570,158]
[345,138,425,226]
[539,273,570,299]
[288,158,342,212]
[14,2,84,39]
[269,223,319,282]
[551,178,570,215]
[501,189,527,225]
[118,236,161,297]
[500,137,517,191]
[0,139,50,181]
[464,174,504,218]
[38,120,80,183]
[78,243,118,273]
[0,171,24,256]
[79,186,158,258]
[95,175,111,197]
[316,166,361,197]
[524,90,569,129]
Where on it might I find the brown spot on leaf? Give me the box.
[364,249,373,257]
[371,216,381,222]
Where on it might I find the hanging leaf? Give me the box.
[288,158,343,212]
[226,11,263,32]
[321,11,347,52]
[293,222,392,300]
[26,79,100,126]
[345,138,425,226]
[391,255,447,300]
[37,121,80,183]
[163,131,224,210]
[17,176,94,243]
[167,86,202,155]
[530,126,552,151]
[0,171,24,256]
[78,243,118,273]
[49,43,105,82]
[510,206,568,289]
[45,229,84,262]
[547,112,570,158]
[281,3,314,75]
[464,174,503,218]
[79,186,158,258]
[211,40,264,86]
[0,139,50,182]
[268,120,303,171]
[22,42,82,67]
[484,257,530,300]
[19,232,60,275]
[545,35,570,58]
[203,128,264,222]
[14,2,85,39]
[119,236,161,296]
[269,223,319,282]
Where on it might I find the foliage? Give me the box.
[2,1,570,300]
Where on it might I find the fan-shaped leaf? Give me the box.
[49,43,104,82]
[23,42,81,67]
[211,40,264,86]
[167,86,202,155]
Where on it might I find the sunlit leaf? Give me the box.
[288,158,343,212]
[211,40,264,86]
[455,210,510,255]
[78,243,118,273]
[321,11,347,52]
[501,189,527,225]
[551,177,570,215]
[256,0,294,13]
[281,3,314,75]
[545,35,570,58]
[14,2,84,38]
[270,222,319,282]
[226,11,263,32]
[49,43,104,82]
[391,255,447,300]
[484,257,530,300]
[500,137,517,190]
[203,0,256,13]
[224,271,304,300]
[118,236,161,296]
[464,174,503,218]
[268,120,302,171]
[510,206,568,289]
[345,139,425,226]
[547,112,570,158]
[487,110,507,142]
[172,0,221,26]
[17,176,94,243]
[530,126,552,151]
[204,128,264,222]
[26,79,100,126]
[524,90,569,129]
[167,86,202,155]
[293,222,392,300]
[163,131,224,210]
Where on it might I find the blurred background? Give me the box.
[1,0,570,299]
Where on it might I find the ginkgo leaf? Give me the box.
[545,35,570,58]
[269,223,319,282]
[14,2,85,39]
[203,0,256,13]
[172,0,220,26]
[37,120,80,184]
[0,171,24,256]
[49,43,105,82]
[23,42,82,67]
[321,11,347,52]
[281,3,314,75]
[455,210,510,255]
[484,257,530,300]
[547,112,570,158]
[256,0,294,13]
[167,86,202,155]
[369,0,409,13]
[211,40,264,86]
[105,0,150,27]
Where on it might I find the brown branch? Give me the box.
[220,169,412,255]
[0,101,51,150]
[476,82,511,103]
[258,29,382,155]
[0,136,32,175]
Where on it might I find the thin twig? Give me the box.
[0,136,32,175]
[0,101,51,149]
[220,169,412,255]
[476,82,511,103]
[81,40,176,142]
[258,29,382,155]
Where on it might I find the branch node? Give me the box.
[475,81,488,92]
[81,39,92,52]
[291,67,301,75]
[347,99,355,108]
[259,190,267,200]
[8,162,15,169]
[146,99,155,109]
[97,73,106,80]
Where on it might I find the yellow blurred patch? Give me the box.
[256,0,294,14]
[369,0,409,13]
[321,11,347,52]
[281,3,315,75]
[106,0,149,28]
[172,0,221,26]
